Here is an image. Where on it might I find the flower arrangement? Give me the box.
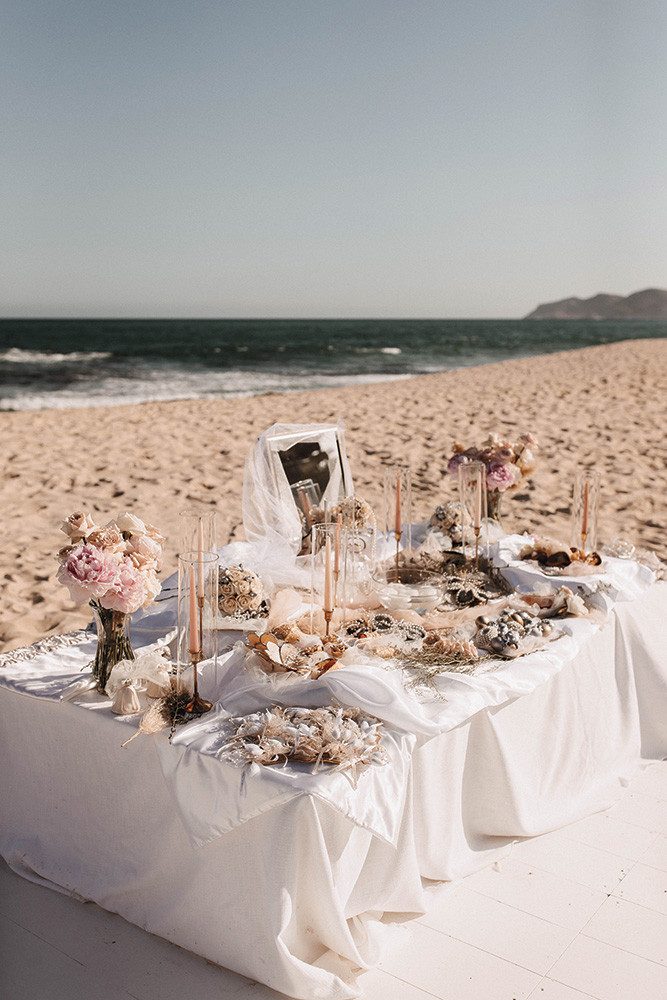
[218,564,268,619]
[57,511,163,614]
[447,433,538,493]
[57,511,164,690]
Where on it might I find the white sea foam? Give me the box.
[0,348,112,364]
[380,347,402,354]
[0,368,414,412]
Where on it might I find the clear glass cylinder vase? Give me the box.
[177,551,219,699]
[571,469,601,553]
[89,599,135,692]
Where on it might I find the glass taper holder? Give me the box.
[458,461,487,567]
[384,466,412,581]
[177,551,219,715]
[311,521,345,637]
[179,509,217,557]
[571,469,601,554]
[344,526,376,605]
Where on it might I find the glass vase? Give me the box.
[571,469,601,554]
[486,489,503,525]
[383,466,412,557]
[177,551,219,713]
[90,600,135,692]
[457,461,485,539]
[179,509,217,556]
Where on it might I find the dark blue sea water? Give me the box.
[1,318,665,411]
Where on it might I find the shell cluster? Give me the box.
[218,564,268,618]
[341,612,427,645]
[246,629,342,679]
[474,609,553,657]
[429,501,466,544]
[440,569,508,609]
[423,631,479,659]
[218,705,388,776]
[519,537,601,569]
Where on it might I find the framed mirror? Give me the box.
[243,423,354,558]
[266,424,353,552]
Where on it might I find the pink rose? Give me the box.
[486,460,520,492]
[101,558,148,614]
[57,544,120,603]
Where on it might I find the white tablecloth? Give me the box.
[1,545,666,999]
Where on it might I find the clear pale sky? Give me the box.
[1,0,666,318]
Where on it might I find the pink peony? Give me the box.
[486,460,520,492]
[101,558,149,614]
[57,544,120,603]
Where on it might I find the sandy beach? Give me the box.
[1,338,666,654]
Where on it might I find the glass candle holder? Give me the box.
[371,565,443,612]
[571,469,601,554]
[177,550,219,713]
[179,509,217,557]
[344,526,376,606]
[311,521,346,634]
[458,461,487,563]
[384,466,412,557]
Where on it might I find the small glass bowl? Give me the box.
[371,566,443,612]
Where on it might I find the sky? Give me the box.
[1,0,666,319]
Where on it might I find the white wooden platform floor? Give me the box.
[2,760,667,1000]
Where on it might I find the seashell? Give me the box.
[272,623,304,643]
[145,667,172,699]
[111,680,141,715]
[476,615,492,625]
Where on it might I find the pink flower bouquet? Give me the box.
[57,511,164,614]
[447,433,539,493]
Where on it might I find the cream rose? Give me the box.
[115,512,147,536]
[60,511,98,541]
[87,525,126,555]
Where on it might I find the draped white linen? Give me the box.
[1,542,666,999]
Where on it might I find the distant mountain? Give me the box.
[526,287,667,320]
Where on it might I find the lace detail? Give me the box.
[0,628,94,668]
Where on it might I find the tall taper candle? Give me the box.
[582,479,589,538]
[394,472,402,536]
[334,513,341,574]
[474,475,482,529]
[188,565,199,655]
[323,536,333,613]
[197,520,205,599]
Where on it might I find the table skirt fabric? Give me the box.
[2,584,666,998]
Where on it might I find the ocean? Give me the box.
[1,318,665,411]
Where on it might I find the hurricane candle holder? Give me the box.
[344,525,376,606]
[458,461,487,568]
[384,466,412,580]
[571,470,601,554]
[177,550,219,716]
[311,521,346,637]
[179,509,217,558]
